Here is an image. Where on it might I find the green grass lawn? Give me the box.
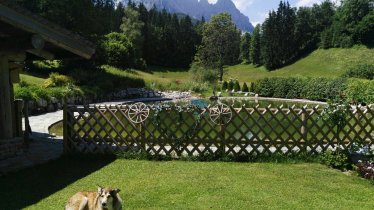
[0,157,372,210]
[226,46,374,83]
[19,74,47,86]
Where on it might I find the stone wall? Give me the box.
[0,138,23,160]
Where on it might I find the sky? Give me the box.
[207,0,331,25]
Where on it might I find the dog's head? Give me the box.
[97,187,121,208]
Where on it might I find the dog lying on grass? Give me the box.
[65,187,122,210]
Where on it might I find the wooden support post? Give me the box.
[23,101,30,146]
[63,100,70,153]
[0,56,13,139]
[14,99,24,137]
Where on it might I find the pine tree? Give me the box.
[234,80,241,92]
[250,24,262,66]
[240,32,251,63]
[242,82,249,92]
[195,13,241,81]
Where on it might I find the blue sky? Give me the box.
[208,0,332,25]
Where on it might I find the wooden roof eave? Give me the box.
[0,3,95,59]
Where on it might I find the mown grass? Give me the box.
[19,74,47,86]
[0,157,372,210]
[226,46,374,82]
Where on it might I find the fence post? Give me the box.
[23,101,30,146]
[139,123,146,152]
[63,99,70,153]
[301,112,307,152]
[220,125,226,156]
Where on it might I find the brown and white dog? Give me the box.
[65,187,122,210]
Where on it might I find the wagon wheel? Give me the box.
[127,102,150,124]
[209,103,232,125]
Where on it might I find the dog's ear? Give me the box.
[97,186,103,194]
[115,188,121,193]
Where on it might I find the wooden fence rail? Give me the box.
[63,104,374,156]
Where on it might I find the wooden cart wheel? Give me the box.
[127,102,150,124]
[209,103,232,125]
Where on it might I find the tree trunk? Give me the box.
[219,65,223,82]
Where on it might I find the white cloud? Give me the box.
[296,0,324,7]
[233,0,255,11]
[208,0,254,10]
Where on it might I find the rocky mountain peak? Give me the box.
[123,0,254,32]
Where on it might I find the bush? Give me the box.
[344,64,374,80]
[97,32,145,69]
[182,81,209,93]
[69,67,145,96]
[14,86,35,101]
[356,161,374,180]
[44,73,74,88]
[320,150,350,170]
[249,82,254,92]
[222,81,228,90]
[189,62,217,83]
[345,79,374,105]
[242,82,249,92]
[253,78,275,97]
[234,80,240,92]
[228,79,235,91]
[253,77,347,101]
[302,78,330,101]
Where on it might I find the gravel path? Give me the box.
[24,110,64,140]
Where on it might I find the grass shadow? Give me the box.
[147,65,189,73]
[0,155,115,209]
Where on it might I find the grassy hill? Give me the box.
[226,46,374,83]
[19,46,374,93]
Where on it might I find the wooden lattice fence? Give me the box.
[63,104,374,156]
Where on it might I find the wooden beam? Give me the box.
[0,4,95,59]
[10,68,20,83]
[0,56,13,139]
[26,49,54,60]
[8,62,23,71]
[7,52,26,62]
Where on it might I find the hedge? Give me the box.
[253,77,374,104]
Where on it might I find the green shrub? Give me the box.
[69,67,145,94]
[14,86,35,101]
[181,81,209,93]
[253,78,275,97]
[345,79,374,105]
[249,82,254,92]
[189,62,217,83]
[98,32,145,69]
[228,79,235,91]
[222,81,228,90]
[31,86,50,101]
[286,78,305,99]
[44,72,74,88]
[344,64,374,80]
[253,77,347,101]
[302,78,330,101]
[18,80,30,88]
[320,150,349,170]
[234,80,240,92]
[242,82,249,92]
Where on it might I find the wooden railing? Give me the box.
[63,104,374,156]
